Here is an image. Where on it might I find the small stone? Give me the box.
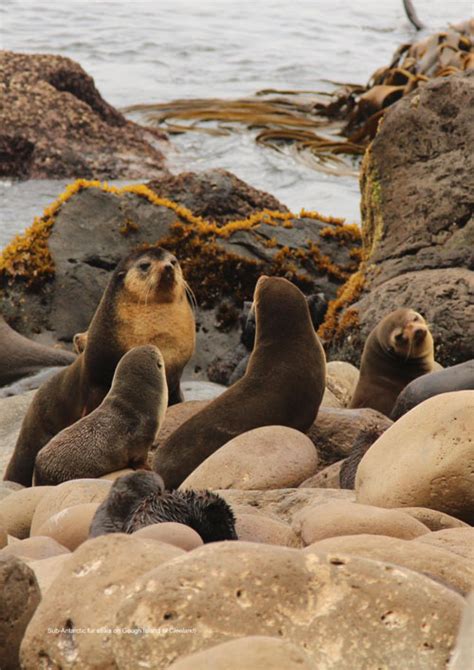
[300,461,343,488]
[180,426,319,490]
[0,485,54,539]
[133,522,203,551]
[0,535,69,561]
[34,503,100,550]
[235,513,300,547]
[395,507,469,531]
[292,500,429,545]
[100,469,134,481]
[30,478,111,534]
[326,361,360,407]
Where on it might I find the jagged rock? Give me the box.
[0,172,360,372]
[326,72,474,366]
[0,51,167,179]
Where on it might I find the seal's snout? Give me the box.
[413,327,427,344]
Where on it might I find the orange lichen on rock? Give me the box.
[0,180,360,302]
[318,270,365,341]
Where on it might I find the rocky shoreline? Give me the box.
[1,46,473,670]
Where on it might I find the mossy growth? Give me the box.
[318,270,365,341]
[359,147,384,259]
[0,179,361,306]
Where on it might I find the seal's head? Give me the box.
[115,246,185,304]
[110,344,168,404]
[253,275,313,341]
[377,308,433,361]
[111,470,165,504]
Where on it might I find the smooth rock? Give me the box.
[415,528,474,561]
[0,555,41,670]
[326,361,360,407]
[235,513,300,547]
[396,507,469,532]
[112,541,464,669]
[34,503,100,550]
[321,387,341,408]
[0,524,7,549]
[133,522,203,551]
[217,488,355,524]
[181,426,319,491]
[300,461,343,488]
[20,534,184,669]
[0,536,69,561]
[449,591,474,670]
[152,400,208,454]
[356,392,474,523]
[0,485,54,539]
[293,501,429,545]
[305,534,474,596]
[30,478,112,535]
[167,636,314,670]
[306,406,391,467]
[100,469,135,481]
[28,554,70,595]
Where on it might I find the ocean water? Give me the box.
[0,0,471,247]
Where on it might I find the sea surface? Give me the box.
[0,0,471,247]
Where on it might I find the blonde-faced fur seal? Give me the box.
[4,246,195,486]
[34,346,167,485]
[153,275,326,489]
[350,308,435,417]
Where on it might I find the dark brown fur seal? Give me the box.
[4,246,194,486]
[89,471,237,542]
[390,359,474,421]
[34,346,167,485]
[0,315,75,387]
[153,275,327,489]
[350,308,435,417]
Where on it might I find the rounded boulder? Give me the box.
[356,392,474,523]
[33,503,100,550]
[180,426,319,490]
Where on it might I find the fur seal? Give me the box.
[350,308,435,417]
[339,426,388,489]
[153,275,326,489]
[4,246,194,486]
[89,471,237,542]
[0,315,75,387]
[391,359,474,421]
[34,346,167,485]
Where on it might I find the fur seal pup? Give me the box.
[34,346,168,485]
[391,359,474,421]
[349,308,435,417]
[153,275,326,489]
[4,246,194,486]
[0,315,75,387]
[89,471,237,542]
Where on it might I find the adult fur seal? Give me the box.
[350,308,435,417]
[153,275,326,489]
[0,315,75,387]
[89,471,237,542]
[34,346,167,485]
[4,246,194,486]
[391,359,474,421]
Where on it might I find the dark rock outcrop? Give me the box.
[323,72,474,367]
[0,171,360,383]
[0,51,168,179]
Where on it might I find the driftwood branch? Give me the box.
[403,0,425,30]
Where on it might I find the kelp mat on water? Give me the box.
[124,21,474,176]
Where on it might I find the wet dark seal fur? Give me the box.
[153,275,326,489]
[350,308,435,417]
[390,359,474,421]
[4,246,194,486]
[89,471,237,543]
[34,346,168,485]
[339,425,389,489]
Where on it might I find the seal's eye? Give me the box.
[170,259,177,266]
[395,333,406,344]
[138,261,151,272]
